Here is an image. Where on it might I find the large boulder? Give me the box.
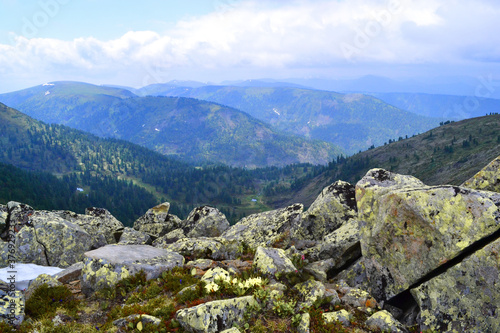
[411,237,500,332]
[356,168,500,301]
[221,204,303,248]
[2,210,94,268]
[462,154,500,193]
[55,208,124,247]
[182,206,230,238]
[133,202,182,238]
[252,246,296,276]
[81,244,184,296]
[0,202,34,240]
[293,181,357,241]
[175,296,258,332]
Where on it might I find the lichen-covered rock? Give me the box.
[56,207,124,246]
[411,237,500,332]
[133,202,182,237]
[159,228,186,244]
[156,237,226,260]
[24,273,62,302]
[182,206,230,238]
[7,211,94,268]
[356,168,500,301]
[462,154,500,193]
[293,280,326,310]
[323,309,352,327]
[175,296,258,333]
[365,310,407,333]
[81,245,184,296]
[297,312,310,333]
[293,181,357,241]
[252,246,296,276]
[201,267,231,284]
[303,259,335,282]
[186,259,215,271]
[118,227,152,245]
[221,204,303,248]
[341,288,378,310]
[0,202,33,240]
[0,289,24,326]
[333,258,369,291]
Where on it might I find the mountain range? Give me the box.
[132,83,442,154]
[0,82,339,168]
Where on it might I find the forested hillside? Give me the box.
[0,82,341,167]
[0,102,318,224]
[265,115,500,207]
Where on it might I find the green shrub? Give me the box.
[25,284,80,319]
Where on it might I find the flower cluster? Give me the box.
[204,275,266,296]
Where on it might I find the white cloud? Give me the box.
[1,0,499,91]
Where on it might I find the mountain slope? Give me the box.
[367,92,500,120]
[0,82,341,167]
[135,84,442,154]
[266,115,500,207]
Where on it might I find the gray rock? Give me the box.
[365,310,407,333]
[118,227,152,245]
[293,280,326,310]
[54,262,84,284]
[221,204,303,248]
[3,211,94,268]
[323,309,352,327]
[81,244,184,296]
[462,154,500,193]
[0,289,24,326]
[133,202,182,237]
[356,168,500,301]
[175,296,258,332]
[253,246,296,276]
[55,207,124,246]
[156,237,227,260]
[411,237,500,332]
[182,206,230,238]
[293,181,357,241]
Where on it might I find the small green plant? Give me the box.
[25,284,80,319]
[237,241,255,259]
[272,299,296,318]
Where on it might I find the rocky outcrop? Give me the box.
[175,296,258,332]
[4,210,94,268]
[462,154,500,193]
[182,206,230,238]
[133,202,182,238]
[81,244,184,296]
[356,168,500,301]
[56,207,124,246]
[365,310,407,333]
[293,181,357,241]
[221,204,303,248]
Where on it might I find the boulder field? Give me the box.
[0,155,499,332]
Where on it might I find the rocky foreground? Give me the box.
[1,155,500,332]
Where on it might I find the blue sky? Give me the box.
[1,0,500,93]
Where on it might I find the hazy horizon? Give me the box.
[1,0,500,94]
